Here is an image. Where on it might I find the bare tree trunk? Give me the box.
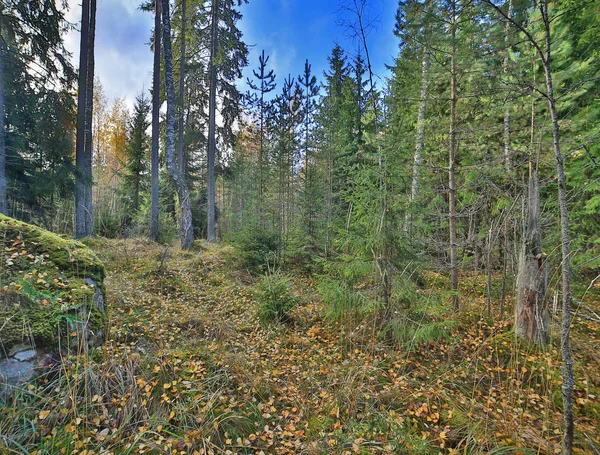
[75,0,91,237]
[515,163,548,345]
[83,0,96,236]
[177,0,186,175]
[406,0,431,234]
[500,217,508,318]
[207,0,218,242]
[151,0,161,242]
[449,0,459,311]
[515,72,548,344]
[486,225,493,317]
[540,0,574,448]
[502,0,513,172]
[162,0,193,249]
[0,36,7,216]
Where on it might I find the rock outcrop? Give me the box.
[0,215,107,395]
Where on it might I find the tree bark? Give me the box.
[407,49,430,231]
[83,0,96,236]
[449,0,459,311]
[515,162,548,344]
[502,0,513,172]
[75,0,91,237]
[500,217,508,318]
[0,36,7,216]
[162,0,193,250]
[150,0,161,242]
[540,0,574,448]
[406,1,431,234]
[177,0,186,175]
[207,0,219,242]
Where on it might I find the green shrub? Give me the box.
[318,277,377,322]
[236,230,280,274]
[388,314,457,350]
[255,271,297,324]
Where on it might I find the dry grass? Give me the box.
[1,238,599,454]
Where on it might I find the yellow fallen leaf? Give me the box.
[39,410,50,420]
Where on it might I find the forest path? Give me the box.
[86,238,600,454]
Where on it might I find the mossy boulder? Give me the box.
[0,214,108,356]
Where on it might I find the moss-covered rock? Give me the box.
[0,215,108,355]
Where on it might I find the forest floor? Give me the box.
[3,238,600,455]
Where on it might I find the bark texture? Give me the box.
[502,0,513,172]
[448,1,459,311]
[515,171,548,345]
[83,0,96,236]
[538,0,574,450]
[408,49,430,218]
[0,37,7,216]
[150,0,161,242]
[162,0,193,250]
[75,0,91,238]
[207,0,218,242]
[177,0,186,175]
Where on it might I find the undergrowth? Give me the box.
[1,238,599,454]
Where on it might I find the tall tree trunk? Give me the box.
[406,0,431,234]
[406,48,430,233]
[150,0,161,242]
[83,0,96,236]
[75,0,91,237]
[162,0,193,250]
[502,0,513,172]
[177,0,186,175]
[540,0,573,449]
[0,36,7,216]
[207,0,218,242]
[449,0,459,311]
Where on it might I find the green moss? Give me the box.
[0,297,58,348]
[0,215,107,353]
[87,304,108,336]
[0,214,104,282]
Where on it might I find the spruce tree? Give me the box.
[246,50,276,226]
[122,92,151,217]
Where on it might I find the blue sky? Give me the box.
[239,0,398,93]
[65,0,399,108]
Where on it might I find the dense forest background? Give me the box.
[1,0,600,453]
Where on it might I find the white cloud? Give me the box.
[63,0,153,111]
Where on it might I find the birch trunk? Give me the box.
[407,50,430,230]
